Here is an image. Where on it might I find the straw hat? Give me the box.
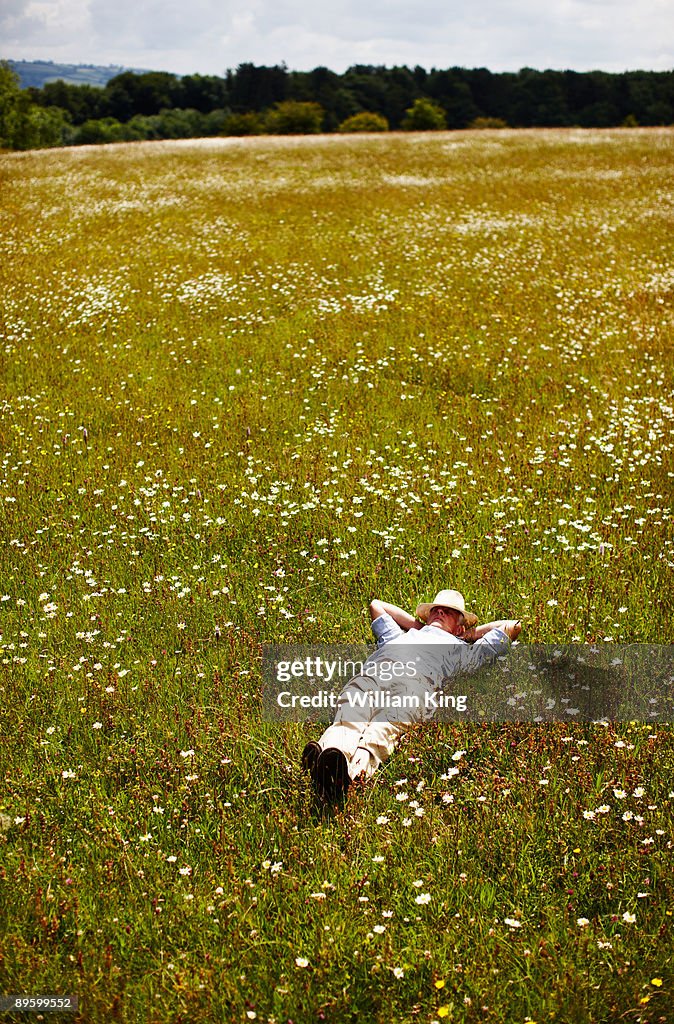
[415,589,478,628]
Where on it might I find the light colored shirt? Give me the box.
[370,611,510,686]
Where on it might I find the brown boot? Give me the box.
[301,740,321,773]
[316,747,350,802]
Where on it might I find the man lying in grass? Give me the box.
[302,589,521,802]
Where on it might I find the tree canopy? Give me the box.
[2,62,673,150]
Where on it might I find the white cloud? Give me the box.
[3,0,673,74]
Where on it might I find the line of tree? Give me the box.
[1,59,673,150]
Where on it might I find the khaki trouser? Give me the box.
[317,672,436,781]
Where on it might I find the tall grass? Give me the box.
[0,128,672,1022]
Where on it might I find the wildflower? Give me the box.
[438,1006,450,1017]
[92,722,103,730]
[415,893,431,905]
[577,918,590,927]
[504,918,522,929]
[376,815,389,824]
[622,911,636,924]
[382,910,393,918]
[434,980,446,989]
[373,925,386,934]
[613,789,626,799]
[651,978,663,987]
[392,967,404,979]
[295,957,309,968]
[179,866,192,876]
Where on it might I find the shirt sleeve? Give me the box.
[370,612,404,647]
[459,628,511,669]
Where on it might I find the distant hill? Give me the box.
[7,59,158,89]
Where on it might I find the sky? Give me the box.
[3,0,673,76]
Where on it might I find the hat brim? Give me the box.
[415,603,478,628]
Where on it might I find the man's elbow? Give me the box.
[369,599,385,620]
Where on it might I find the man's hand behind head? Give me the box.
[503,620,522,641]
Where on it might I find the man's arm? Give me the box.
[454,621,521,673]
[369,600,421,632]
[464,620,521,642]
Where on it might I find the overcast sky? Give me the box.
[3,0,673,76]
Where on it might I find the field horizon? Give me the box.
[6,122,674,158]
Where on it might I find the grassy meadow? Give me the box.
[0,128,673,1023]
